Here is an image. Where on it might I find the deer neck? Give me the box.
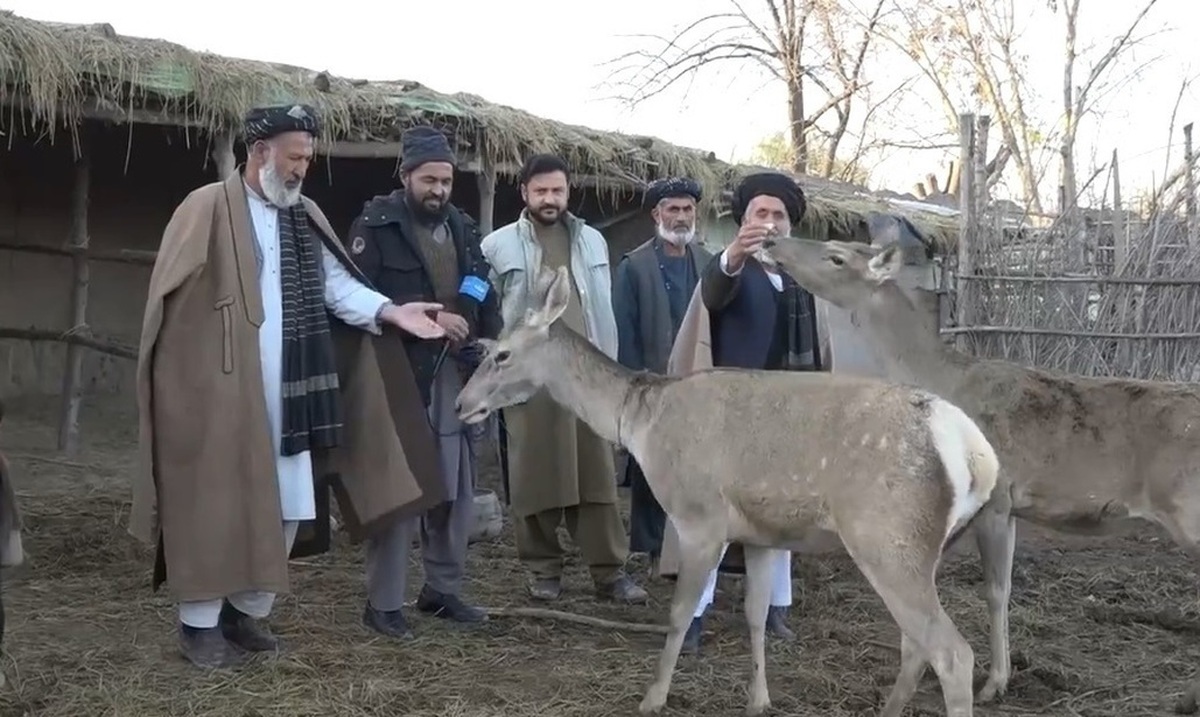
[539,324,658,449]
[859,282,972,397]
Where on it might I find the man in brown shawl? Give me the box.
[480,154,647,604]
[344,126,503,637]
[0,398,25,673]
[130,104,446,669]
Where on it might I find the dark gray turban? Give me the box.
[732,171,806,225]
[400,126,456,172]
[645,176,702,207]
[243,104,321,143]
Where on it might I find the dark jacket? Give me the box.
[700,253,823,372]
[346,190,503,406]
[612,238,714,374]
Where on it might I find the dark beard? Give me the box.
[405,190,449,226]
[529,207,561,227]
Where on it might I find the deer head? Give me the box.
[454,265,572,424]
[762,237,905,311]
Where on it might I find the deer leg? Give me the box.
[740,545,777,716]
[1147,510,1200,714]
[973,500,1015,703]
[854,556,975,717]
[639,529,724,715]
[879,632,928,717]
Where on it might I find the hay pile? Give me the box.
[0,10,962,248]
[0,11,722,195]
[2,394,1199,716]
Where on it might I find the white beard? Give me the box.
[259,159,303,207]
[657,222,695,246]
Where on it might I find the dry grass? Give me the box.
[1,394,1199,717]
[0,10,962,247]
[0,10,720,196]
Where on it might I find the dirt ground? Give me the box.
[0,395,1199,717]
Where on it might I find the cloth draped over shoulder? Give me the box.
[0,446,24,568]
[655,284,748,576]
[129,172,443,602]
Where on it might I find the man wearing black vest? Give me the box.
[685,171,824,652]
[611,177,713,574]
[345,126,503,638]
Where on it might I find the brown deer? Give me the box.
[0,399,26,688]
[454,266,1002,717]
[765,235,1200,712]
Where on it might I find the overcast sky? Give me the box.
[8,0,1198,202]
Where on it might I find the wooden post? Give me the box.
[954,113,976,352]
[1184,122,1196,244]
[57,143,92,454]
[974,115,991,220]
[1111,149,1126,271]
[476,160,497,236]
[212,131,236,180]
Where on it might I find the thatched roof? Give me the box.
[0,10,960,251]
[0,11,725,189]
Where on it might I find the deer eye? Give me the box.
[829,254,845,267]
[494,350,512,365]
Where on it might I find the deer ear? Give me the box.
[528,266,571,330]
[865,242,904,283]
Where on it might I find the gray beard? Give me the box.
[260,162,302,207]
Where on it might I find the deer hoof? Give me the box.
[976,675,1008,704]
[638,686,668,714]
[745,697,771,716]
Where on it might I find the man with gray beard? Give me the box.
[611,177,712,573]
[131,104,448,669]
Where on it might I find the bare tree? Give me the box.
[604,0,887,176]
[1055,0,1160,215]
[886,0,1162,214]
[750,131,872,184]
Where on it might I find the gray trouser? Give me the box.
[364,366,477,611]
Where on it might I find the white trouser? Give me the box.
[693,544,793,618]
[178,520,300,629]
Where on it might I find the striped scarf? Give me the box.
[278,204,343,456]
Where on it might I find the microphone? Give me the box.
[432,274,492,378]
[458,274,490,304]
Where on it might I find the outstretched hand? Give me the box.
[379,302,446,339]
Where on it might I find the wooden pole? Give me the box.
[1111,149,1126,271]
[57,145,92,454]
[974,116,991,220]
[954,113,976,352]
[212,131,236,180]
[1184,122,1196,244]
[476,161,497,236]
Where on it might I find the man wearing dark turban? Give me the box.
[130,103,449,669]
[611,176,713,573]
[345,125,503,637]
[658,171,826,654]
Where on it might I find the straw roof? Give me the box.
[0,10,959,250]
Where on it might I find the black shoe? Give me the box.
[362,603,413,639]
[765,605,795,640]
[416,585,488,623]
[218,602,279,652]
[680,617,703,655]
[179,624,246,669]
